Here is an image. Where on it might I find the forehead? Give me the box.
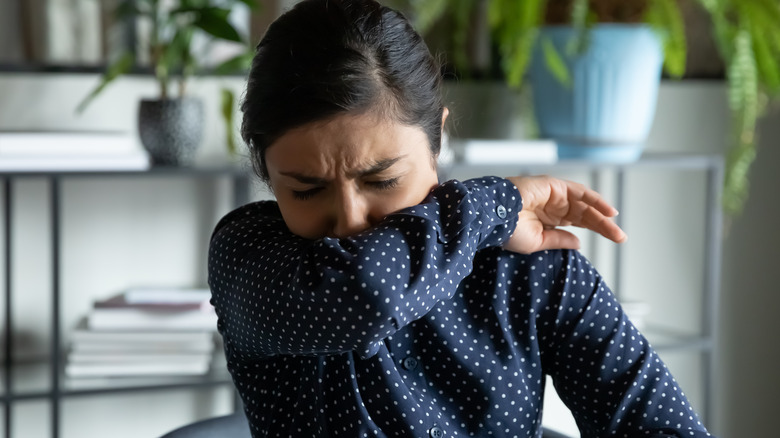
[266,112,430,171]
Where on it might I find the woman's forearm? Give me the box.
[209,176,521,359]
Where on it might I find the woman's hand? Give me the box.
[503,175,627,254]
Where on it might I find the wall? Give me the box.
[0,71,776,437]
[647,82,780,438]
[717,103,780,438]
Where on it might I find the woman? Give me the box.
[208,0,713,437]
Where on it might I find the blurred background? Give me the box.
[0,0,777,436]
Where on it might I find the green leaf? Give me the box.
[728,29,758,131]
[193,7,242,42]
[489,0,544,88]
[504,28,538,88]
[723,138,757,215]
[411,0,449,34]
[750,0,780,28]
[645,0,686,78]
[751,22,780,94]
[737,0,780,95]
[76,51,135,113]
[697,0,734,61]
[542,37,571,88]
[519,0,544,30]
[724,28,759,215]
[213,51,254,75]
[160,27,193,74]
[567,0,591,56]
[221,87,237,156]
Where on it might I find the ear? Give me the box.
[430,107,450,168]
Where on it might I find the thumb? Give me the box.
[538,229,581,251]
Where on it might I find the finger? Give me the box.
[580,190,619,217]
[568,182,619,217]
[540,179,615,224]
[575,206,628,243]
[538,228,581,251]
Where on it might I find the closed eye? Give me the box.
[292,187,323,200]
[366,178,399,190]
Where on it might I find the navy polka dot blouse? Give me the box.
[208,177,713,437]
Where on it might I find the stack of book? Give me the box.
[66,287,219,378]
[0,131,150,172]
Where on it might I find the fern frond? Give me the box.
[723,137,757,214]
[737,0,780,95]
[490,0,544,88]
[729,29,758,144]
[724,27,759,214]
[696,0,735,61]
[750,23,780,94]
[645,0,686,77]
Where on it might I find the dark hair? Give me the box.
[240,0,444,181]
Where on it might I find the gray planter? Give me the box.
[138,98,204,166]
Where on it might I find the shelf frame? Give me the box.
[0,155,722,435]
[1,166,252,438]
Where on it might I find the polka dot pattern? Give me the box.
[208,177,713,438]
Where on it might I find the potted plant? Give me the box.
[405,0,780,214]
[521,0,686,162]
[406,0,685,161]
[77,0,257,166]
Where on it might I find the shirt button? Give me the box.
[496,205,507,219]
[401,356,418,370]
[429,425,444,437]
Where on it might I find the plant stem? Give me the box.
[149,0,167,99]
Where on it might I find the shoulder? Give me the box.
[212,200,284,238]
[208,200,299,264]
[477,248,600,295]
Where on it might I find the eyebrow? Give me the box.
[279,156,405,184]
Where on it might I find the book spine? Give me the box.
[87,309,217,331]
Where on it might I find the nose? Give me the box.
[331,191,371,238]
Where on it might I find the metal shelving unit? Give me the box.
[0,155,723,436]
[0,166,252,438]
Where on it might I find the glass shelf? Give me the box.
[0,354,231,402]
[641,325,714,352]
[439,153,723,179]
[0,164,252,178]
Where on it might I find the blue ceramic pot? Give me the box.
[529,25,663,162]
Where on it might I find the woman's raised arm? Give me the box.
[209,176,521,360]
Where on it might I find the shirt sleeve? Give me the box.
[538,250,713,438]
[208,176,522,360]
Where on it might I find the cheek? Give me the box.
[276,197,328,239]
[370,174,438,219]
